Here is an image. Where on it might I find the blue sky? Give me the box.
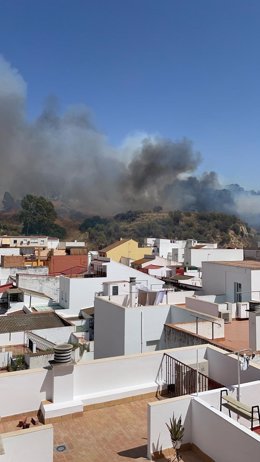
[0,0,260,189]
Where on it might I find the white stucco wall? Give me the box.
[172,247,185,263]
[24,353,54,369]
[148,380,260,461]
[0,266,48,286]
[124,305,172,355]
[176,320,224,339]
[74,350,165,403]
[206,347,260,386]
[249,311,260,351]
[94,293,225,359]
[202,262,254,302]
[0,248,20,257]
[166,290,195,304]
[0,344,257,425]
[59,261,164,315]
[185,248,243,268]
[0,368,51,417]
[185,296,228,318]
[250,270,260,300]
[0,326,75,348]
[192,398,260,462]
[17,274,60,301]
[94,296,172,358]
[1,425,53,462]
[94,297,126,359]
[147,395,192,458]
[0,331,25,346]
[33,326,75,344]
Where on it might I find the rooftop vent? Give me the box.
[54,344,73,363]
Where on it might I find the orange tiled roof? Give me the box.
[132,257,151,265]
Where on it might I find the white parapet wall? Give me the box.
[2,345,260,425]
[148,390,260,462]
[147,395,192,459]
[185,296,225,317]
[0,425,53,462]
[192,397,260,462]
[0,368,51,417]
[175,320,224,339]
[17,273,60,301]
[74,351,166,405]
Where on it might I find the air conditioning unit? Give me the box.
[236,302,249,319]
[220,311,232,323]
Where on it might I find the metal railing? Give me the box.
[163,353,224,397]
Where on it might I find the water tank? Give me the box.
[54,344,73,363]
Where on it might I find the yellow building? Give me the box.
[99,239,152,263]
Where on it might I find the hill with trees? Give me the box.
[79,210,256,249]
[0,194,257,249]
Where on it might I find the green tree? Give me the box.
[20,194,65,237]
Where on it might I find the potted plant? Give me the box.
[166,413,184,461]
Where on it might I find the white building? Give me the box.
[202,260,260,302]
[94,289,225,359]
[47,237,59,249]
[148,238,220,264]
[0,235,48,248]
[152,239,187,260]
[58,258,164,316]
[184,247,244,268]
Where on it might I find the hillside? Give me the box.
[0,206,257,250]
[79,210,257,250]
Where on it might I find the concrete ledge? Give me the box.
[76,382,157,406]
[40,400,83,423]
[83,391,156,411]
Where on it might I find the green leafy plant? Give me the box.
[7,354,27,372]
[166,414,184,449]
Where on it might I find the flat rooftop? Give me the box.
[0,398,204,462]
[166,318,250,353]
[212,319,249,352]
[205,260,260,269]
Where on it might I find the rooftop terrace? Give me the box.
[0,398,204,462]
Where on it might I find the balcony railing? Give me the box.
[162,353,224,397]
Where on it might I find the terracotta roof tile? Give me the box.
[1,312,71,333]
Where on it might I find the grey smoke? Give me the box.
[0,55,258,221]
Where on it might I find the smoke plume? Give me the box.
[0,55,259,221]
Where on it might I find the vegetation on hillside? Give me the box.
[79,210,256,249]
[19,195,66,238]
[0,193,256,248]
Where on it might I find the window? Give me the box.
[112,285,118,296]
[234,282,242,302]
